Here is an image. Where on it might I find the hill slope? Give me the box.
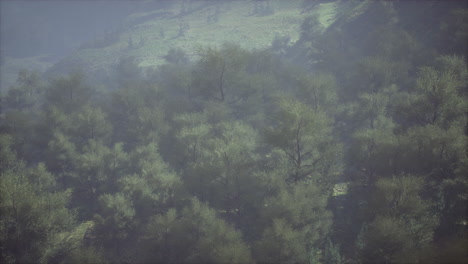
[2,0,363,89]
[44,1,355,81]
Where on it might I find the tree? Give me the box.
[171,111,211,166]
[173,113,263,227]
[62,246,107,264]
[344,85,399,131]
[364,26,424,65]
[435,8,468,55]
[155,62,192,101]
[299,15,323,42]
[400,124,467,239]
[71,140,117,219]
[142,198,253,264]
[295,72,339,113]
[164,47,189,65]
[107,84,167,149]
[254,183,332,263]
[0,134,75,263]
[92,193,135,262]
[271,34,291,56]
[4,69,43,111]
[348,116,401,181]
[119,142,183,220]
[358,175,439,263]
[391,55,468,242]
[191,43,252,103]
[291,14,324,67]
[345,56,410,98]
[399,124,465,178]
[1,110,36,162]
[44,131,78,189]
[323,237,343,264]
[254,218,309,264]
[395,55,467,129]
[264,97,342,187]
[45,71,93,114]
[68,105,112,146]
[114,56,142,88]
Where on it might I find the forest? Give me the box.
[0,1,467,263]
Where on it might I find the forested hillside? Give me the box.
[1,1,467,263]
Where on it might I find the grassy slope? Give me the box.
[1,0,353,90]
[49,0,307,74]
[132,1,305,66]
[47,1,349,78]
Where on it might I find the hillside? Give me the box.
[2,0,362,89]
[45,1,334,79]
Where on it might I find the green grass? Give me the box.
[313,1,341,28]
[2,0,349,90]
[333,182,350,197]
[49,0,342,72]
[130,1,306,68]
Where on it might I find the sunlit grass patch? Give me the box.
[333,182,349,196]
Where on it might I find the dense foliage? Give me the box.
[1,1,467,263]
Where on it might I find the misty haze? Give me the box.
[0,1,467,263]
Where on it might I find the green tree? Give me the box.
[264,97,342,187]
[68,105,112,146]
[392,55,467,242]
[435,8,468,55]
[299,15,323,42]
[4,69,43,111]
[44,131,78,188]
[142,198,253,264]
[344,85,399,131]
[254,218,309,264]
[191,43,253,103]
[164,47,189,65]
[295,72,339,113]
[364,26,424,64]
[0,110,36,162]
[92,193,135,262]
[71,140,116,218]
[173,113,263,227]
[346,56,410,98]
[254,183,332,263]
[171,111,211,166]
[119,142,183,220]
[348,116,401,181]
[156,61,191,102]
[358,175,439,263]
[395,55,467,129]
[323,237,343,264]
[45,71,93,114]
[400,124,467,239]
[107,84,167,149]
[114,56,142,88]
[0,134,75,264]
[400,124,465,177]
[62,246,107,264]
